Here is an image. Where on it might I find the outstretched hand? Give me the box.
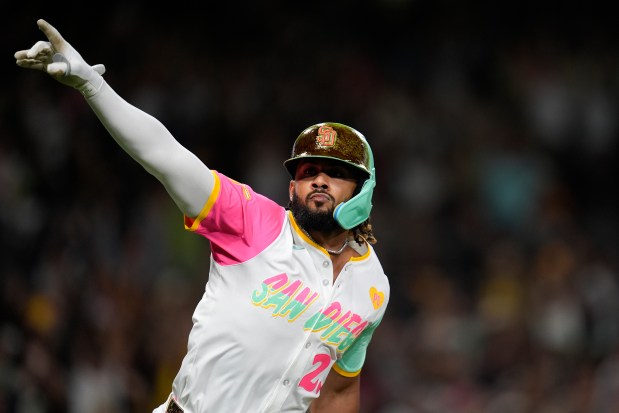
[15,19,106,96]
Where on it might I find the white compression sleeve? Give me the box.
[85,81,214,218]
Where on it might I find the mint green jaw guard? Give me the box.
[333,142,375,230]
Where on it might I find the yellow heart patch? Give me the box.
[369,287,384,310]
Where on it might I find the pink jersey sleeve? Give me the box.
[184,171,286,265]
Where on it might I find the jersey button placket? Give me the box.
[321,260,331,287]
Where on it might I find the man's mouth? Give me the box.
[308,193,332,203]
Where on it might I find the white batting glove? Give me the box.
[14,19,106,98]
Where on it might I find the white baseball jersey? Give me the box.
[153,170,390,413]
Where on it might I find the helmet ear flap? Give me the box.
[333,140,375,230]
[333,176,375,229]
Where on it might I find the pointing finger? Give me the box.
[37,19,66,50]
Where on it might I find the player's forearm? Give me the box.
[310,370,360,413]
[86,81,213,217]
[310,393,359,413]
[86,81,184,173]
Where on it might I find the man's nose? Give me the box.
[311,172,329,188]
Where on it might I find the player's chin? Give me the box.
[308,201,333,212]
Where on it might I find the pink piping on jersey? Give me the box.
[185,171,286,266]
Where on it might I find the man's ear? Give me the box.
[289,180,295,201]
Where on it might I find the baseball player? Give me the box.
[15,19,390,413]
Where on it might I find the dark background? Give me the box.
[1,1,618,412]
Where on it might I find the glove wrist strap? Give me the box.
[78,76,104,98]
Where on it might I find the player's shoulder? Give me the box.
[357,245,390,285]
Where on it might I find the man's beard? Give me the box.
[290,191,341,233]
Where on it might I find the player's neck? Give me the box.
[302,227,350,255]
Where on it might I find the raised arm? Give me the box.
[15,19,213,218]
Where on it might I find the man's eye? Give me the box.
[328,169,346,178]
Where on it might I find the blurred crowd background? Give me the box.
[1,1,619,412]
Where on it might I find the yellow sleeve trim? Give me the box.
[332,363,361,378]
[185,170,221,232]
[288,211,330,256]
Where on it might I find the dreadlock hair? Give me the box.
[352,217,377,245]
[349,173,377,245]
